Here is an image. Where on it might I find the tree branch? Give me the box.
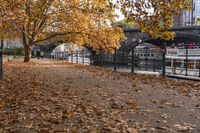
[33,31,81,44]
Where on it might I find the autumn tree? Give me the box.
[114,0,192,40]
[1,0,125,62]
[0,1,13,48]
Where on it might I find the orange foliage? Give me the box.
[114,0,192,40]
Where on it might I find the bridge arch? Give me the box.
[122,28,200,54]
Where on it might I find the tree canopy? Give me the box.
[0,0,125,62]
[114,0,192,40]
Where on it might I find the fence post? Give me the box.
[90,51,92,65]
[145,47,148,71]
[100,52,103,67]
[82,50,84,65]
[64,51,66,62]
[114,48,117,71]
[199,60,200,77]
[64,52,66,61]
[71,51,73,63]
[58,52,60,61]
[174,59,176,74]
[131,44,135,73]
[76,50,78,64]
[63,52,65,61]
[162,44,166,77]
[138,57,140,70]
[185,45,188,76]
[153,59,156,72]
[62,51,64,61]
[66,51,69,62]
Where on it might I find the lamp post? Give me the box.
[0,39,3,80]
[132,38,142,73]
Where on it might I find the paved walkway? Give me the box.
[0,61,200,132]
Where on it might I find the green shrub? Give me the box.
[14,48,24,55]
[3,48,10,55]
[3,48,24,56]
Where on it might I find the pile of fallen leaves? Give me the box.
[1,61,200,133]
[0,61,138,133]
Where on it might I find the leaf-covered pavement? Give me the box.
[0,61,200,133]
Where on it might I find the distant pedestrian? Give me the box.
[41,51,44,60]
[36,51,41,60]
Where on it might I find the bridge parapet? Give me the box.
[124,25,200,32]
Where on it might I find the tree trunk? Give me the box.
[24,45,32,62]
[0,39,3,49]
[22,26,32,63]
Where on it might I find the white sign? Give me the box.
[167,48,200,57]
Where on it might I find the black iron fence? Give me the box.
[165,59,200,78]
[52,50,92,65]
[52,48,200,80]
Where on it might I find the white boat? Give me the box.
[166,48,200,69]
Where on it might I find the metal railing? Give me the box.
[52,48,200,80]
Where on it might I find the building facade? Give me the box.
[4,39,23,49]
[174,0,195,26]
[195,0,200,24]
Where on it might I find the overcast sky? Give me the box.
[115,9,125,21]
